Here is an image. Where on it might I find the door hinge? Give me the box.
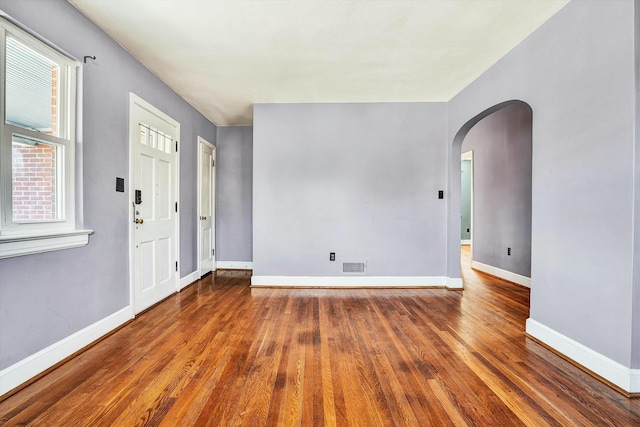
[212,249,215,256]
[212,159,215,167]
[175,202,178,212]
[175,261,178,272]
[176,141,178,152]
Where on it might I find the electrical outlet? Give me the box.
[438,190,444,199]
[467,228,470,233]
[507,247,511,256]
[329,252,335,261]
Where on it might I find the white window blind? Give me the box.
[5,36,56,133]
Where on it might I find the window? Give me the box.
[139,122,174,154]
[0,17,91,258]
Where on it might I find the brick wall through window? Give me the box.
[12,142,57,221]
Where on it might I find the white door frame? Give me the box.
[461,150,474,257]
[128,93,180,314]
[197,136,216,278]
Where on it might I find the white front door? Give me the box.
[130,94,180,313]
[198,137,215,276]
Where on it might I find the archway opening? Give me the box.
[449,100,533,289]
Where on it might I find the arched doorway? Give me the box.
[448,100,532,287]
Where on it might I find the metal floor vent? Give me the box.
[342,262,366,275]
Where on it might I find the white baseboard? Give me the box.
[217,261,253,270]
[0,306,133,396]
[472,260,531,287]
[180,271,199,290]
[446,277,464,290]
[526,318,640,394]
[251,275,448,288]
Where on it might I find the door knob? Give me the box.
[135,218,144,224]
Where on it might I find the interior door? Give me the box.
[199,138,215,276]
[130,95,179,313]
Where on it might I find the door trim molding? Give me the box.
[128,93,181,314]
[197,136,216,277]
[461,150,474,254]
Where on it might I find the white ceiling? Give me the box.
[69,0,569,126]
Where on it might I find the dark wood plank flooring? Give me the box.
[2,246,640,425]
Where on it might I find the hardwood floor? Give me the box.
[2,246,640,425]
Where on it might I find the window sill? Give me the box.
[0,229,93,259]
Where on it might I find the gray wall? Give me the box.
[460,159,471,241]
[461,102,532,277]
[0,0,216,369]
[253,103,447,277]
[447,0,635,367]
[216,126,253,262]
[633,0,640,368]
